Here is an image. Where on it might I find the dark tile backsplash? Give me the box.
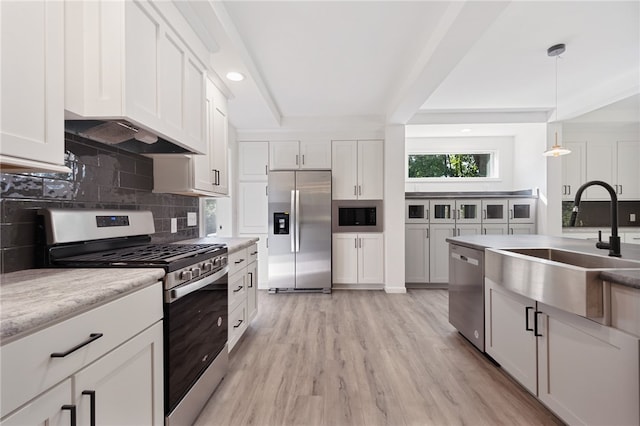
[0,133,199,273]
[562,201,640,228]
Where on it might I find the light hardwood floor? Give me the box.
[195,290,562,426]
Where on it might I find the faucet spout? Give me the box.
[570,180,621,257]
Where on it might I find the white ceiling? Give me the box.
[183,1,640,131]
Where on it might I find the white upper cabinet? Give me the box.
[561,141,586,201]
[0,0,68,172]
[153,79,228,196]
[616,140,640,200]
[239,142,269,181]
[332,140,383,200]
[269,140,331,170]
[565,140,640,200]
[65,0,206,154]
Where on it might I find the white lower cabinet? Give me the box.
[482,224,508,235]
[429,225,455,283]
[484,278,537,394]
[228,243,258,351]
[509,223,536,234]
[405,225,429,283]
[2,380,72,426]
[485,278,640,425]
[0,283,163,424]
[332,233,384,285]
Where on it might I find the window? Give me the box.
[407,153,495,179]
[201,198,217,236]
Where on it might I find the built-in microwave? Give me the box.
[332,200,383,232]
[405,200,429,224]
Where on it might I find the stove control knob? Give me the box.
[202,262,213,272]
[213,258,221,268]
[180,270,193,281]
[191,267,201,278]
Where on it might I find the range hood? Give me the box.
[65,120,192,154]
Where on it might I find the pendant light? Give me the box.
[543,43,571,157]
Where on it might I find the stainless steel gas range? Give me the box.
[37,208,228,426]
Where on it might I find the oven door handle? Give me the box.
[168,266,229,303]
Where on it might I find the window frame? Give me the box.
[406,149,500,182]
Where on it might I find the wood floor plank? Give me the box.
[195,290,563,426]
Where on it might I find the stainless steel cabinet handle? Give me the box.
[234,259,245,264]
[354,185,357,196]
[265,165,268,175]
[483,209,487,220]
[61,405,77,426]
[233,320,244,329]
[82,391,96,426]
[358,185,362,196]
[619,184,623,194]
[509,209,514,219]
[302,154,305,165]
[359,237,362,248]
[426,209,429,220]
[355,238,358,249]
[525,307,534,332]
[509,228,514,235]
[295,154,299,165]
[248,272,253,288]
[233,285,243,293]
[426,228,429,239]
[51,333,103,358]
[567,185,571,195]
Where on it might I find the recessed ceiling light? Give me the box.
[226,71,245,82]
[460,128,472,133]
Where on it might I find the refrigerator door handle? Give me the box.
[290,190,296,253]
[295,190,300,253]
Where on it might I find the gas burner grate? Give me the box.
[59,243,225,264]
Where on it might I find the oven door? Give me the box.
[164,265,229,415]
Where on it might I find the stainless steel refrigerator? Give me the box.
[268,171,332,293]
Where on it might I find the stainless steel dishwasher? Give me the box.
[448,243,485,351]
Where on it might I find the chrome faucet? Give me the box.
[569,180,621,257]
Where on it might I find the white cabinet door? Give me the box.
[358,233,384,284]
[429,224,455,283]
[429,200,456,224]
[239,142,269,181]
[300,139,331,169]
[238,183,268,234]
[584,141,616,200]
[332,140,359,200]
[211,96,229,195]
[481,199,508,224]
[508,199,536,224]
[616,140,640,200]
[455,200,482,224]
[561,141,586,201]
[2,380,71,426]
[159,31,185,137]
[74,322,164,426]
[484,279,537,394]
[269,141,300,170]
[537,303,639,425]
[456,224,481,237]
[183,57,206,155]
[0,0,66,171]
[332,233,359,284]
[405,225,429,283]
[358,140,384,200]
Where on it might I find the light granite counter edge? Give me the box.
[180,237,260,254]
[0,268,165,345]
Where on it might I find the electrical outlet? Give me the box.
[171,218,177,233]
[631,213,637,222]
[187,212,197,227]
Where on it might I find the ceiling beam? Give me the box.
[386,1,510,125]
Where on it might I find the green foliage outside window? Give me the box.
[203,199,217,236]
[408,154,491,178]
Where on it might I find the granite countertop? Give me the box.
[447,234,640,289]
[180,236,260,254]
[0,268,165,344]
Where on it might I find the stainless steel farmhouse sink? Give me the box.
[485,247,640,319]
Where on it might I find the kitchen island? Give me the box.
[447,234,640,426]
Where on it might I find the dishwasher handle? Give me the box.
[451,251,480,266]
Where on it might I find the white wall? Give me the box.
[384,125,406,293]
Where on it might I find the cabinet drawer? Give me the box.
[247,244,258,264]
[228,248,248,276]
[0,283,162,417]
[228,271,247,312]
[228,302,247,351]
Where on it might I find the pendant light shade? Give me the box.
[544,43,571,157]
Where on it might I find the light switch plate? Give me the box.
[187,212,197,227]
[171,218,177,233]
